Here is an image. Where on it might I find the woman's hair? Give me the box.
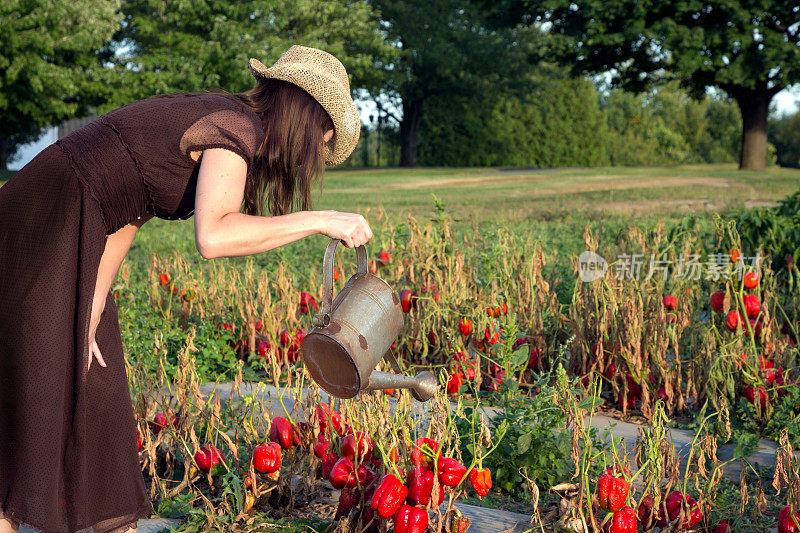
[152,79,335,217]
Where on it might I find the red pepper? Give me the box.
[662,295,678,311]
[637,494,655,527]
[406,466,442,506]
[527,346,541,369]
[484,325,501,345]
[194,445,223,472]
[136,428,142,451]
[257,339,272,359]
[269,416,294,449]
[726,310,745,332]
[713,520,731,533]
[657,384,668,402]
[469,467,492,497]
[446,371,464,394]
[357,463,377,487]
[427,330,437,345]
[315,403,342,437]
[399,289,417,313]
[341,431,372,462]
[743,385,768,412]
[743,294,761,318]
[451,351,476,380]
[597,473,629,512]
[299,291,319,314]
[410,437,439,469]
[744,271,760,289]
[335,487,359,519]
[293,421,310,448]
[605,506,637,533]
[657,490,702,529]
[437,457,467,487]
[710,292,725,313]
[151,412,178,436]
[458,319,473,336]
[313,434,329,458]
[321,452,338,480]
[395,504,429,533]
[329,457,358,489]
[779,505,800,533]
[252,442,281,474]
[370,474,408,518]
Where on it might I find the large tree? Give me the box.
[367,0,538,166]
[98,0,393,109]
[0,0,122,170]
[502,0,800,170]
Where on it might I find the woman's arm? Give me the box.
[90,214,153,326]
[194,148,372,259]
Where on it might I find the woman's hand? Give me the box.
[315,210,373,248]
[87,299,107,371]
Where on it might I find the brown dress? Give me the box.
[0,93,265,533]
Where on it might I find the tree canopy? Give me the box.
[367,0,539,165]
[505,0,800,170]
[99,0,393,108]
[0,0,122,169]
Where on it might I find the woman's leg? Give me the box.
[0,517,19,533]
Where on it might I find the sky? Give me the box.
[9,84,800,171]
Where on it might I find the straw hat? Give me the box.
[249,45,361,167]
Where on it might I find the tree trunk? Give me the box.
[734,88,772,171]
[0,135,8,172]
[400,98,424,167]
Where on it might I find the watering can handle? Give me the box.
[314,239,368,328]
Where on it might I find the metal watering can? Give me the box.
[299,239,438,401]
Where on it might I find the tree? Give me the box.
[98,0,393,109]
[504,0,800,170]
[0,0,122,170]
[367,0,538,166]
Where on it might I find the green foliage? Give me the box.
[368,0,534,101]
[738,385,800,450]
[770,108,800,168]
[602,84,742,165]
[456,363,579,498]
[419,76,743,168]
[733,189,800,281]
[366,0,538,164]
[418,72,607,167]
[117,292,261,383]
[100,0,393,108]
[531,0,800,97]
[0,0,122,165]
[515,0,800,169]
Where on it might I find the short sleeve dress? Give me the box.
[0,93,265,533]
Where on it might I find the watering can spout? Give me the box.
[299,239,440,402]
[366,370,438,402]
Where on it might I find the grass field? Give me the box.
[3,163,799,277]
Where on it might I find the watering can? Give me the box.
[299,239,438,401]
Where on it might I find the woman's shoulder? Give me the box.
[191,93,264,139]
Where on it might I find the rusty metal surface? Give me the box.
[300,239,440,401]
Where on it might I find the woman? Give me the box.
[0,45,371,533]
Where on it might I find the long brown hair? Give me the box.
[153,79,334,216]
